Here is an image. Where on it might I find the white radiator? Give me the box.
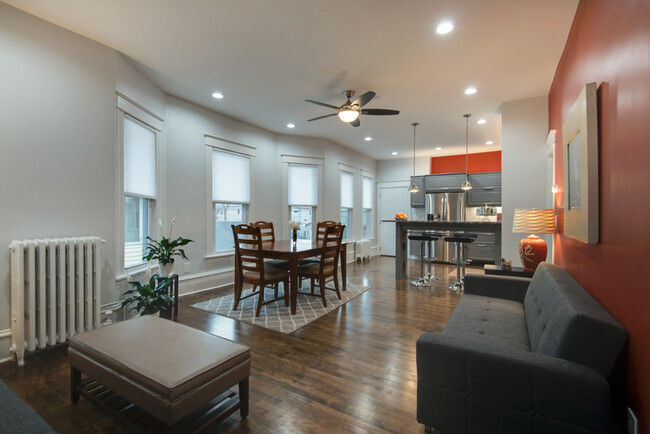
[9,237,104,366]
[355,240,371,261]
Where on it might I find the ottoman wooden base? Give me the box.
[68,316,251,432]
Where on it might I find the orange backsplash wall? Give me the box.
[549,0,650,427]
[430,151,501,174]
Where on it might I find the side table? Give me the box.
[483,264,534,278]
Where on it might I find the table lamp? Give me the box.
[512,209,556,272]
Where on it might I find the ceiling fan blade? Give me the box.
[361,108,400,116]
[350,118,361,127]
[305,99,339,109]
[307,113,338,122]
[352,91,376,107]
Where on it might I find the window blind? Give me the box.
[124,116,156,198]
[288,164,318,206]
[363,177,372,209]
[212,149,251,203]
[340,172,354,208]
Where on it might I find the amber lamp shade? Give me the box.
[513,209,556,272]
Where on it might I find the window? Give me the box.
[362,176,373,238]
[123,115,157,268]
[212,149,250,252]
[340,171,354,241]
[288,164,318,240]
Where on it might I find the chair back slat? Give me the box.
[315,220,339,243]
[251,221,275,243]
[319,224,344,275]
[232,224,265,279]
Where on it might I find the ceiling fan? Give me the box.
[305,90,400,127]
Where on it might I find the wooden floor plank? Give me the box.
[0,257,466,433]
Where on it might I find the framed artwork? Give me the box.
[562,82,599,244]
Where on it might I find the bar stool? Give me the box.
[422,232,443,284]
[443,233,477,292]
[408,233,436,287]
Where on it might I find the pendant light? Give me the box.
[408,122,420,193]
[461,113,473,191]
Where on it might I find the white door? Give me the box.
[379,184,409,256]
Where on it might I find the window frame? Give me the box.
[362,173,374,239]
[339,168,355,241]
[205,135,256,257]
[282,155,324,241]
[116,93,163,276]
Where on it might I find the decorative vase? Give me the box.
[292,228,298,242]
[159,261,174,278]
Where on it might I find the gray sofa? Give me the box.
[416,263,628,433]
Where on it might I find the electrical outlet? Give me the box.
[184,262,190,273]
[628,407,638,434]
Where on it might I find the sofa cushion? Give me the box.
[524,263,628,376]
[444,294,530,352]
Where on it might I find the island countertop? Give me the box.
[391,220,502,279]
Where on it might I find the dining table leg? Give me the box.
[290,256,299,315]
[340,244,347,291]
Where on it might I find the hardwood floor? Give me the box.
[0,256,469,433]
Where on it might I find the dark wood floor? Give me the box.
[0,256,470,433]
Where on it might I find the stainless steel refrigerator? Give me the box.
[426,192,466,263]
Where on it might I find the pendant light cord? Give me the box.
[412,122,419,176]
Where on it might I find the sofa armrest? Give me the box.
[463,274,530,303]
[416,332,613,433]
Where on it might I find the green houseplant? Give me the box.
[120,271,173,318]
[144,218,194,277]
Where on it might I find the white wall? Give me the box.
[501,96,552,263]
[0,2,377,360]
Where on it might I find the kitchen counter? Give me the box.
[390,220,502,279]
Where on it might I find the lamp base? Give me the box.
[518,234,547,272]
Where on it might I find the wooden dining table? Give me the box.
[261,239,348,315]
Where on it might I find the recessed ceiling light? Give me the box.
[485,140,494,145]
[436,21,454,35]
[365,136,372,141]
[391,151,398,155]
[287,123,295,129]
[464,87,477,95]
[212,92,224,99]
[477,119,486,124]
[435,147,443,151]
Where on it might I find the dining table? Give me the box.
[260,239,348,315]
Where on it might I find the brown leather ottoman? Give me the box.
[68,316,250,431]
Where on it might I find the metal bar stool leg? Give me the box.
[423,237,439,285]
[410,238,426,286]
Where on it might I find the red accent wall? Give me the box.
[430,151,501,174]
[549,1,650,427]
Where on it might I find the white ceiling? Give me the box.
[4,0,578,160]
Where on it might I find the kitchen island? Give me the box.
[391,220,502,279]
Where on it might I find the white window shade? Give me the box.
[340,172,354,208]
[288,165,318,206]
[212,150,250,203]
[363,177,372,209]
[124,116,156,198]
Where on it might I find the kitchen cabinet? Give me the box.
[424,173,466,192]
[410,176,425,208]
[466,232,496,262]
[467,172,502,206]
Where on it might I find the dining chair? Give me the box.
[299,220,340,286]
[296,224,344,307]
[231,224,290,317]
[250,221,289,269]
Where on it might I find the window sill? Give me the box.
[205,250,235,260]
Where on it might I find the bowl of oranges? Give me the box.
[395,212,408,221]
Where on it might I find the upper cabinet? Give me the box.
[410,176,425,208]
[467,172,502,206]
[424,173,466,192]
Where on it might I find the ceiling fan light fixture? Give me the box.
[338,107,360,123]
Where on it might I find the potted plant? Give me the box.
[144,217,194,277]
[120,271,173,318]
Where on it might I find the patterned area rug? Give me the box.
[191,283,371,334]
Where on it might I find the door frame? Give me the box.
[377,181,410,256]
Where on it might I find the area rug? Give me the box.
[191,283,371,334]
